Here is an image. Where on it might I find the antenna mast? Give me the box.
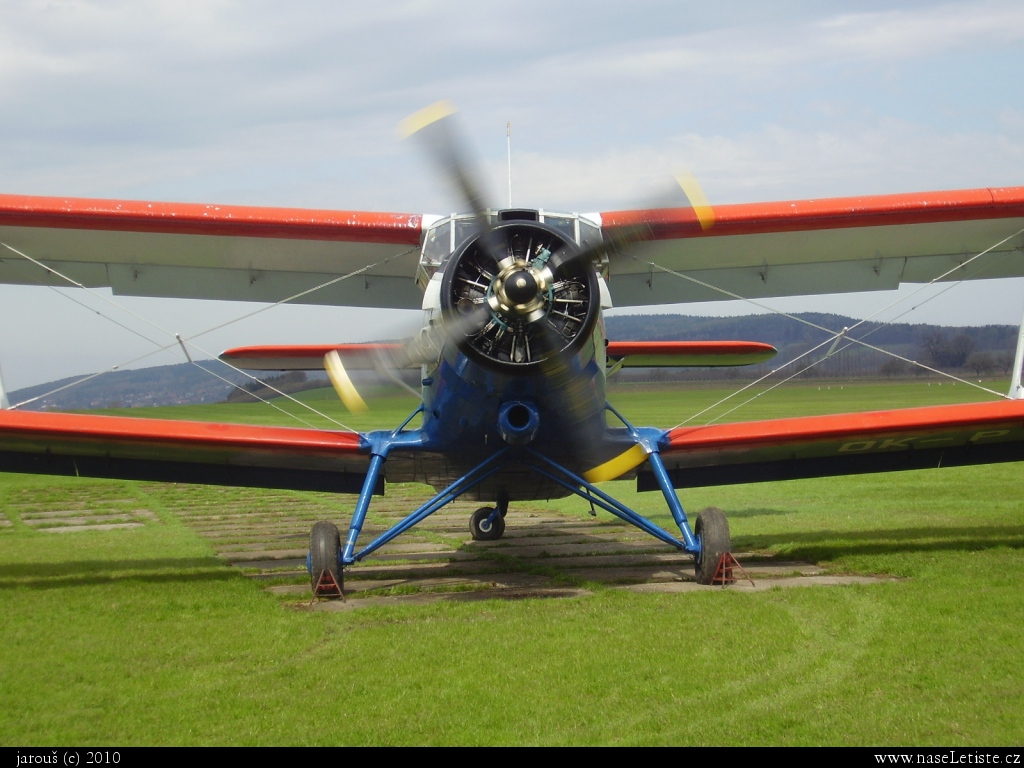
[506,121,512,208]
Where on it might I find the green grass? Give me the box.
[92,377,1005,430]
[92,386,423,431]
[606,377,1007,426]
[2,381,1023,745]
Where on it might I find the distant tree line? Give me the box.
[9,360,251,411]
[11,313,1021,411]
[606,313,1020,381]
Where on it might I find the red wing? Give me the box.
[0,410,374,494]
[601,186,1024,307]
[607,340,776,367]
[0,194,426,309]
[642,400,1024,490]
[220,343,407,371]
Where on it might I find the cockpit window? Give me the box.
[578,217,601,250]
[418,210,604,291]
[454,219,478,250]
[543,215,576,240]
[421,220,450,267]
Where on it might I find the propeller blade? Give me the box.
[318,307,492,414]
[583,443,649,484]
[550,170,715,277]
[399,103,715,475]
[365,340,429,400]
[401,100,491,222]
[324,350,369,413]
[401,102,512,269]
[675,171,716,231]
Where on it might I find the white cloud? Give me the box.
[499,118,1024,212]
[2,1,1023,386]
[558,1,1024,84]
[816,2,1024,59]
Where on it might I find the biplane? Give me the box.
[1,103,1023,589]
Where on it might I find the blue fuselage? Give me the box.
[396,316,637,501]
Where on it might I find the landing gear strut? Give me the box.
[470,490,508,541]
[694,507,731,585]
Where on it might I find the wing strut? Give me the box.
[1011,302,1024,400]
[0,360,8,410]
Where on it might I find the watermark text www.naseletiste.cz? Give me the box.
[875,753,1021,765]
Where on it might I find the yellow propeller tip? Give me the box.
[583,443,649,484]
[324,351,369,414]
[399,100,457,138]
[675,171,716,231]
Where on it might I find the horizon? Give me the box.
[7,309,1019,407]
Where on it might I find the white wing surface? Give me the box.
[0,194,426,309]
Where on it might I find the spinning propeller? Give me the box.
[401,101,597,372]
[326,99,715,459]
[438,217,599,370]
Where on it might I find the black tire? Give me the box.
[694,507,731,585]
[470,506,506,541]
[309,521,343,594]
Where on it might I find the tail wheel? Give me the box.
[470,506,506,541]
[309,521,343,594]
[694,507,731,585]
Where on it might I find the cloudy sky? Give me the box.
[2,0,1023,390]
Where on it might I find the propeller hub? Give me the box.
[491,260,549,319]
[505,270,537,304]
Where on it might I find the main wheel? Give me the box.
[694,507,731,585]
[470,506,505,541]
[309,521,343,595]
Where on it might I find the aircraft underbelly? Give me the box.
[377,339,616,500]
[382,453,576,501]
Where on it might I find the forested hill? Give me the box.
[606,313,1019,381]
[7,361,252,412]
[6,313,1019,411]
[606,312,1017,351]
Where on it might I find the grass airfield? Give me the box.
[1,380,1022,745]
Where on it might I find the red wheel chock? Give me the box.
[313,569,344,599]
[711,553,754,588]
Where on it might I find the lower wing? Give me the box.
[0,410,374,494]
[3,400,1023,496]
[643,400,1024,489]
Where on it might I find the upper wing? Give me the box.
[5,186,1023,311]
[602,187,1024,307]
[0,194,427,309]
[0,409,374,494]
[641,400,1024,490]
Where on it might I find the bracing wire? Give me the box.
[639,225,1024,428]
[1,240,418,428]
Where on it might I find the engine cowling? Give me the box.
[439,220,600,373]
